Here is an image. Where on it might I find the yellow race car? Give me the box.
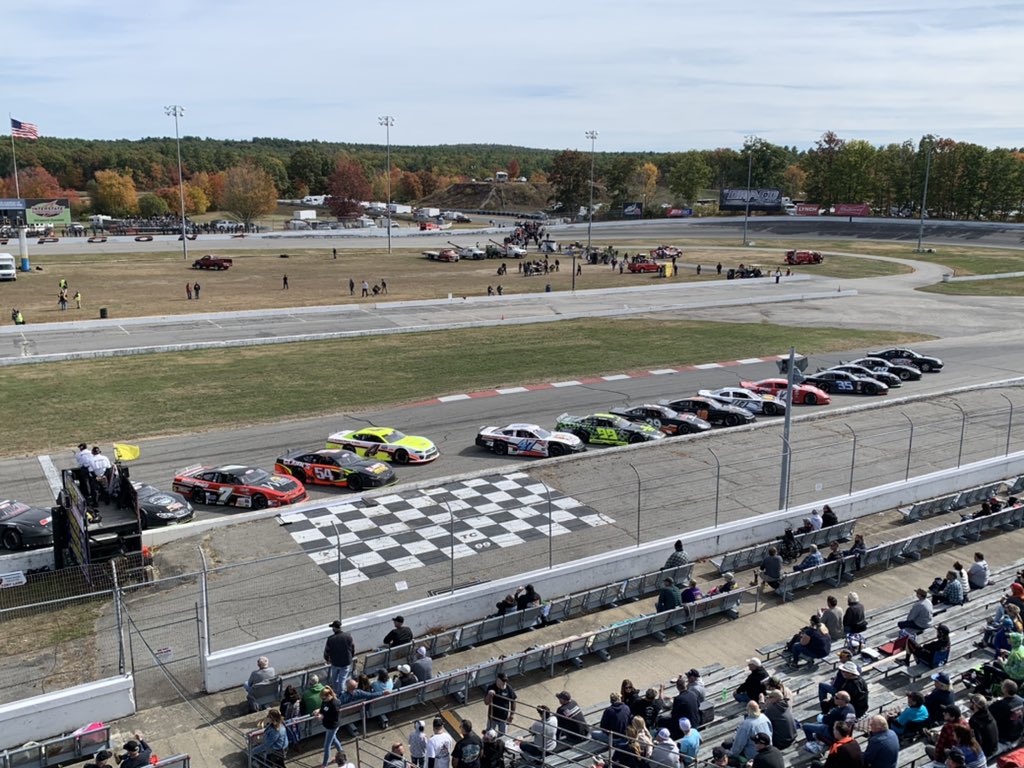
[326,427,439,464]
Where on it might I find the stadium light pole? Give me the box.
[578,129,598,292]
[379,116,394,254]
[915,146,932,253]
[742,149,753,247]
[164,105,188,261]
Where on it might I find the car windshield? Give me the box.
[531,427,552,439]
[237,468,270,485]
[379,430,405,442]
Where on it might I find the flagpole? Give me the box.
[8,114,20,199]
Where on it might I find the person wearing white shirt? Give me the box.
[90,447,113,503]
[808,509,824,531]
[76,443,94,471]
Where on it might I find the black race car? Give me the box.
[275,449,397,492]
[658,396,756,427]
[824,364,901,389]
[609,404,712,435]
[802,369,888,395]
[0,499,53,550]
[134,483,195,528]
[866,347,944,372]
[847,357,923,382]
[554,412,665,445]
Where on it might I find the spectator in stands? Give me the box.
[677,718,701,766]
[708,572,738,595]
[302,674,325,715]
[759,547,784,590]
[965,695,998,758]
[650,728,680,768]
[83,749,113,768]
[595,692,632,742]
[339,677,384,730]
[620,720,652,768]
[710,747,729,768]
[863,716,899,768]
[924,673,956,725]
[515,584,541,611]
[763,689,798,748]
[819,661,869,717]
[490,594,517,617]
[953,562,970,594]
[898,589,934,633]
[409,720,428,768]
[821,595,846,641]
[385,742,409,768]
[481,730,505,768]
[395,664,419,689]
[817,721,862,768]
[484,673,517,735]
[821,505,839,528]
[664,540,689,568]
[245,656,277,713]
[734,658,770,704]
[518,705,558,763]
[280,684,303,745]
[686,670,706,704]
[925,704,969,762]
[885,690,929,738]
[904,624,951,668]
[994,583,1024,624]
[555,691,589,745]
[991,607,1024,654]
[372,667,394,694]
[844,592,868,636]
[790,614,832,668]
[968,553,990,591]
[452,719,483,768]
[657,578,683,612]
[726,701,773,763]
[950,726,987,768]
[252,708,288,767]
[666,676,701,736]
[844,535,867,571]
[808,509,824,530]
[681,580,703,603]
[384,616,414,647]
[412,646,433,682]
[971,632,1024,693]
[634,688,666,730]
[931,570,965,606]
[427,716,455,768]
[765,675,794,704]
[988,680,1024,747]
[324,619,355,692]
[315,686,344,768]
[621,680,641,707]
[117,737,153,768]
[825,541,843,563]
[793,544,825,572]
[751,732,784,768]
[803,690,854,753]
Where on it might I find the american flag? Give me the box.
[11,118,39,140]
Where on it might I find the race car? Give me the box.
[554,413,665,446]
[134,483,195,528]
[866,347,944,373]
[785,249,823,265]
[0,499,53,550]
[475,424,585,457]
[650,245,681,259]
[172,465,307,509]
[326,427,439,464]
[698,387,788,416]
[609,404,712,435]
[823,364,902,389]
[847,357,923,382]
[659,396,757,427]
[801,369,889,396]
[275,448,397,491]
[740,378,831,405]
[627,258,661,273]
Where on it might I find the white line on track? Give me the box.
[694,363,722,369]
[438,394,471,402]
[37,455,62,497]
[601,374,631,381]
[649,369,677,375]
[736,357,764,364]
[496,387,529,394]
[551,381,582,388]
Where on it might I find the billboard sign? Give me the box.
[796,204,821,216]
[0,199,25,210]
[834,203,871,217]
[623,202,643,218]
[25,198,72,226]
[719,188,783,212]
[666,208,693,218]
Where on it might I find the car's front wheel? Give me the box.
[1,528,22,550]
[628,433,645,444]
[548,443,566,457]
[898,369,912,381]
[804,392,817,405]
[573,430,590,444]
[191,488,205,505]
[763,403,778,416]
[724,414,741,427]
[251,494,268,510]
[920,362,932,372]
[864,383,877,395]
[394,449,410,464]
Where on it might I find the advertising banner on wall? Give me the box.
[0,198,25,210]
[623,202,643,218]
[25,198,72,226]
[719,188,783,211]
[834,203,871,217]
[796,204,821,216]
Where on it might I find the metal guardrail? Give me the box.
[0,726,110,768]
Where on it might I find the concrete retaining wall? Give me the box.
[202,450,1024,691]
[0,675,134,751]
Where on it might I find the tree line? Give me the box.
[1,133,1021,222]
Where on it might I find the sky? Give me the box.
[4,0,1023,153]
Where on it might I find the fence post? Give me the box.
[708,448,721,527]
[111,560,125,675]
[546,483,553,569]
[330,519,344,622]
[844,423,857,495]
[628,463,641,547]
[953,401,967,467]
[903,412,914,481]
[1000,393,1014,456]
[198,546,212,656]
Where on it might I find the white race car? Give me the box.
[475,424,585,458]
[698,387,788,416]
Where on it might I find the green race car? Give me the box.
[554,412,665,446]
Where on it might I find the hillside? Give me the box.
[418,181,554,213]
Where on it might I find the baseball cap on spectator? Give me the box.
[123,741,140,753]
[398,664,412,674]
[393,615,405,623]
[932,672,951,686]
[722,572,735,582]
[330,620,342,628]
[656,728,672,741]
[752,733,772,746]
[747,658,762,667]
[678,718,691,733]
[416,646,428,657]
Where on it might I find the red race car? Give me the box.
[650,245,681,259]
[172,464,307,509]
[739,378,831,406]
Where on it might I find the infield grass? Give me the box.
[4,319,929,455]
[919,277,1024,296]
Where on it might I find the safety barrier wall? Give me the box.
[202,449,1024,691]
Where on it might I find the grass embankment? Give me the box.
[4,319,929,455]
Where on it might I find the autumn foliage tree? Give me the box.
[90,170,139,216]
[507,158,521,179]
[548,150,589,218]
[15,166,64,198]
[326,157,371,217]
[221,163,277,225]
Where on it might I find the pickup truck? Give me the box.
[785,250,823,265]
[192,255,233,270]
